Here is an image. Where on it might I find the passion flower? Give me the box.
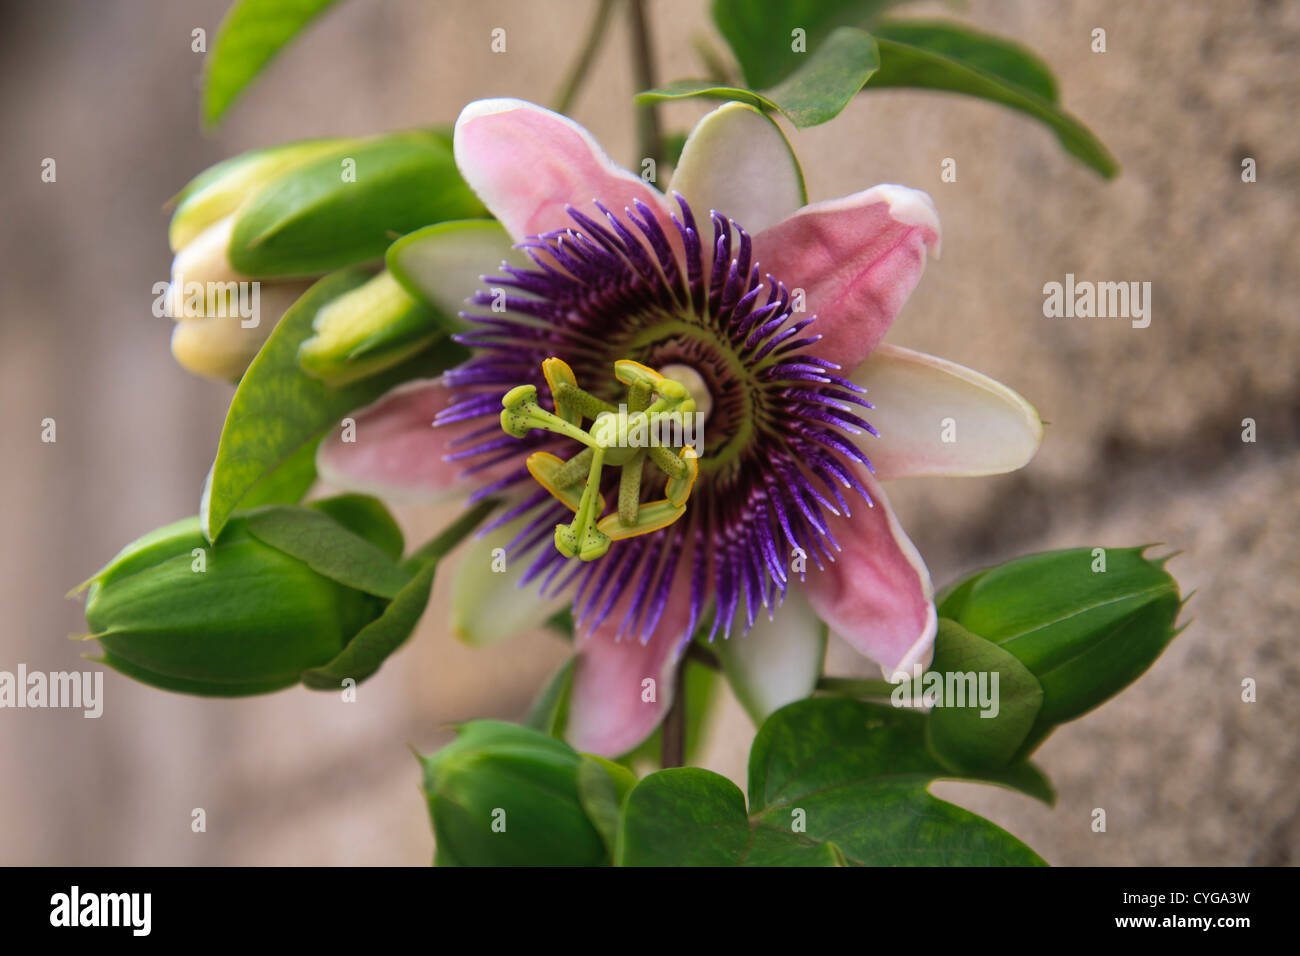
[318,99,1044,756]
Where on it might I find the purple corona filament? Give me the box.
[434,193,877,644]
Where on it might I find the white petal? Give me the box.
[669,102,806,234]
[709,588,825,725]
[386,220,530,326]
[450,514,572,646]
[853,344,1044,480]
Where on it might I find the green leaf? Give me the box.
[307,493,404,561]
[923,618,1044,772]
[525,658,574,737]
[941,546,1182,734]
[298,499,494,690]
[618,698,1048,866]
[227,130,487,277]
[169,138,352,251]
[544,607,575,639]
[712,0,896,90]
[202,0,344,128]
[874,19,1058,101]
[637,26,879,128]
[299,556,432,689]
[201,268,465,542]
[244,505,411,599]
[866,22,1118,177]
[709,2,1116,175]
[576,755,638,856]
[619,769,765,866]
[225,435,318,510]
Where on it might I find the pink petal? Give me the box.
[565,551,695,757]
[753,184,941,370]
[316,378,517,505]
[799,465,937,678]
[454,98,671,241]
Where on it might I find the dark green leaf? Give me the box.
[201,268,464,542]
[316,498,498,689]
[299,557,432,689]
[712,0,896,89]
[202,0,344,128]
[924,618,1044,772]
[307,503,494,689]
[576,755,638,856]
[525,658,574,737]
[941,546,1181,732]
[638,27,879,128]
[874,19,1058,101]
[618,698,1049,866]
[244,505,411,598]
[544,606,575,639]
[228,130,487,277]
[866,25,1118,177]
[307,493,404,561]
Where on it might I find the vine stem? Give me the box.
[660,659,687,768]
[552,0,616,115]
[627,0,664,167]
[816,676,897,699]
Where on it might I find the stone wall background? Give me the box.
[0,0,1295,865]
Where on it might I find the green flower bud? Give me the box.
[419,722,609,867]
[936,546,1183,758]
[162,129,485,383]
[78,496,407,696]
[168,138,354,252]
[297,271,442,386]
[222,129,486,279]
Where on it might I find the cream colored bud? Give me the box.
[170,281,309,381]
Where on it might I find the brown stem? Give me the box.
[660,661,687,768]
[552,0,616,115]
[627,0,664,167]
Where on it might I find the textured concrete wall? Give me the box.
[0,0,1295,865]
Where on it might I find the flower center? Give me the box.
[437,192,877,641]
[498,359,700,562]
[656,363,711,422]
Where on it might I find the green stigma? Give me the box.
[500,357,702,562]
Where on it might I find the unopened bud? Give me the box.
[77,497,407,695]
[418,722,608,866]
